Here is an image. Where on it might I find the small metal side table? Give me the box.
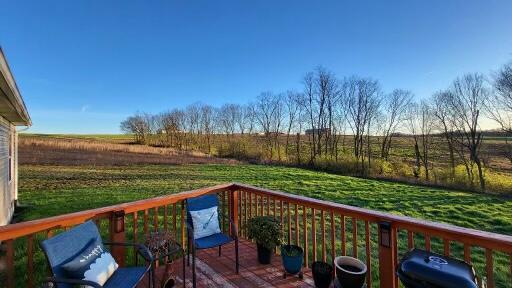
[145,231,186,288]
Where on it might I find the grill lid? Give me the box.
[397,249,478,288]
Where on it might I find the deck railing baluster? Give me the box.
[303,205,308,267]
[464,244,471,264]
[256,194,259,217]
[340,214,346,256]
[509,254,512,285]
[295,204,300,246]
[312,208,317,262]
[133,212,138,264]
[249,192,253,221]
[27,235,34,288]
[143,209,149,236]
[425,235,431,251]
[260,195,264,216]
[407,231,414,249]
[288,202,292,245]
[222,192,226,231]
[243,191,247,238]
[330,211,335,265]
[267,195,270,216]
[365,221,371,288]
[173,203,177,240]
[280,200,284,240]
[486,249,494,288]
[6,238,14,288]
[163,205,168,232]
[153,206,159,232]
[321,210,326,262]
[352,217,358,258]
[181,201,186,248]
[443,238,450,256]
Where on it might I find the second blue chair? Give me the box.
[186,194,239,288]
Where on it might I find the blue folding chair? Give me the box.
[40,220,153,288]
[186,194,239,287]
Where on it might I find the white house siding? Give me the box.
[0,116,13,226]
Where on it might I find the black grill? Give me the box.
[397,249,478,288]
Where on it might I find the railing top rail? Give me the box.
[233,183,512,252]
[0,183,234,241]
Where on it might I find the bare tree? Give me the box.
[120,112,153,144]
[272,93,285,161]
[448,73,488,191]
[218,104,238,136]
[284,91,301,160]
[255,92,278,158]
[344,77,381,173]
[380,89,413,160]
[244,103,257,134]
[432,90,457,180]
[200,104,216,154]
[487,62,512,162]
[406,101,434,180]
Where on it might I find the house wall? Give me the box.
[0,115,15,226]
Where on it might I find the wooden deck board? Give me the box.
[140,238,315,288]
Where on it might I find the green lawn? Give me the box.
[15,164,512,287]
[19,164,512,235]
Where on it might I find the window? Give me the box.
[8,131,12,182]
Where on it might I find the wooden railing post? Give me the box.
[230,189,239,236]
[378,221,397,288]
[110,210,126,266]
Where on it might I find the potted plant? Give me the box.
[281,244,304,278]
[312,261,333,288]
[334,256,367,288]
[247,216,281,264]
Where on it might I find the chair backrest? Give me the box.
[40,220,102,286]
[186,194,219,228]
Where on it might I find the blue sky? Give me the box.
[1,0,511,133]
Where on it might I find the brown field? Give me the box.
[19,135,239,166]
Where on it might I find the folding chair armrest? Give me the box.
[46,276,102,288]
[103,242,154,262]
[229,218,238,238]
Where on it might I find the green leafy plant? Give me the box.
[247,216,281,250]
[281,245,302,257]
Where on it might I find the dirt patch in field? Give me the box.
[19,136,239,166]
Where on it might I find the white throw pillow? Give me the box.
[190,206,221,239]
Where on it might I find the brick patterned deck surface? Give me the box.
[140,238,317,288]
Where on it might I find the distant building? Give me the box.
[305,128,331,136]
[0,48,31,226]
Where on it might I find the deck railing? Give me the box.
[0,183,511,288]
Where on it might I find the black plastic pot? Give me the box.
[312,261,333,288]
[257,243,273,264]
[334,256,367,288]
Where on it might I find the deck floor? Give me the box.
[142,239,316,288]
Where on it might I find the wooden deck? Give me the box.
[146,238,316,288]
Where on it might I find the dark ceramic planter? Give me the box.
[257,243,273,264]
[312,261,333,288]
[334,256,367,288]
[281,245,304,275]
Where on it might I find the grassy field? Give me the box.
[19,164,512,234]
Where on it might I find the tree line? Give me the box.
[121,62,512,193]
